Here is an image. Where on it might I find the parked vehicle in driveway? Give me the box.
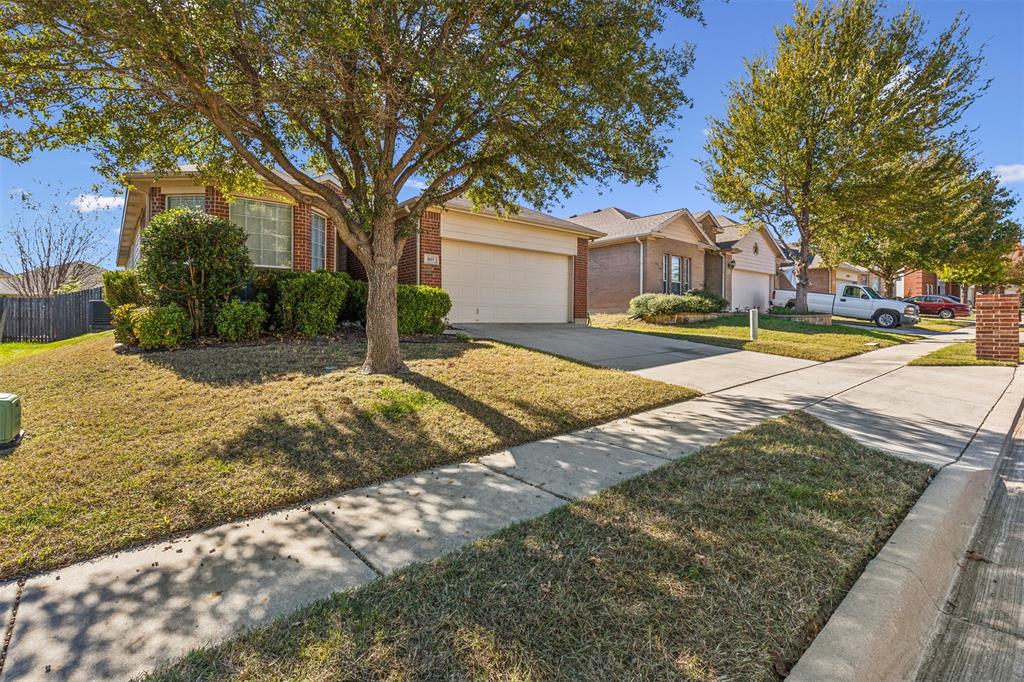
[772,284,920,328]
[903,295,971,319]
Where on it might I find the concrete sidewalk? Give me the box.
[0,330,1010,681]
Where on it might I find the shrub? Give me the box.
[628,289,729,318]
[396,285,451,335]
[111,303,140,346]
[103,269,149,308]
[340,278,368,324]
[215,300,268,343]
[132,304,191,350]
[277,271,350,336]
[138,208,252,336]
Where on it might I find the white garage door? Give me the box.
[443,239,570,323]
[731,269,771,311]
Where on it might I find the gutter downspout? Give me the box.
[636,237,645,294]
[721,253,726,297]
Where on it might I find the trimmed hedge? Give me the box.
[277,271,350,336]
[132,304,191,350]
[111,303,140,345]
[216,300,268,342]
[341,279,368,324]
[103,269,149,308]
[628,289,729,318]
[397,285,451,335]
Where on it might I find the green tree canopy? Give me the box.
[0,0,700,371]
[702,0,985,312]
[826,155,1021,296]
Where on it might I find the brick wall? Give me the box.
[644,238,706,293]
[419,211,442,287]
[205,186,229,219]
[975,294,1020,362]
[904,270,939,297]
[292,203,312,272]
[574,238,589,320]
[807,268,832,293]
[148,186,165,221]
[588,242,640,312]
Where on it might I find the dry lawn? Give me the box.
[0,333,695,579]
[148,412,932,682]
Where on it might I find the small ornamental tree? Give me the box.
[137,208,252,335]
[0,0,701,373]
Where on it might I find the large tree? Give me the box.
[702,0,985,312]
[0,0,700,372]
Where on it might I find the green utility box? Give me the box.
[0,393,22,449]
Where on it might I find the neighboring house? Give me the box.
[0,267,11,279]
[567,207,783,312]
[0,262,106,297]
[776,246,872,294]
[894,270,963,300]
[117,169,603,324]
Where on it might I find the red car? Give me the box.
[903,295,972,319]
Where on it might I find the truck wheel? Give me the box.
[875,311,898,328]
[938,308,954,319]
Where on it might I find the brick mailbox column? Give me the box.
[975,293,1020,362]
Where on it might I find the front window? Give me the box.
[311,213,326,272]
[229,199,293,268]
[862,287,881,299]
[166,194,206,211]
[663,255,691,294]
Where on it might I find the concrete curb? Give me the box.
[788,368,1024,681]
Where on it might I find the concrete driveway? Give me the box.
[455,323,817,393]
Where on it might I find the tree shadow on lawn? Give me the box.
[137,338,480,386]
[207,370,569,494]
[153,415,929,682]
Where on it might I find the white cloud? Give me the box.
[994,164,1024,184]
[70,194,125,212]
[409,179,429,190]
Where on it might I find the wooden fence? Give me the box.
[0,287,111,343]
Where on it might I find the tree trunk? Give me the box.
[360,214,406,374]
[793,256,811,313]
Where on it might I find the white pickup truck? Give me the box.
[772,284,920,328]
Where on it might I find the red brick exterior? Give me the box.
[903,270,939,297]
[148,186,165,220]
[574,238,589,320]
[205,186,229,219]
[347,211,442,286]
[397,236,417,284]
[418,211,442,287]
[291,203,312,272]
[975,294,1020,362]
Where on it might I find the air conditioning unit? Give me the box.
[88,299,113,331]
[0,393,23,450]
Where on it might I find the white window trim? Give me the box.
[229,197,294,270]
[310,210,327,272]
[663,254,691,294]
[165,194,206,211]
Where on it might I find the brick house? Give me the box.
[776,247,874,294]
[567,207,784,312]
[117,169,603,324]
[895,270,963,300]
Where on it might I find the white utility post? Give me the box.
[749,308,758,340]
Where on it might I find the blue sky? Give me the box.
[1,0,1022,270]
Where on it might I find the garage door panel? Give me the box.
[443,239,570,323]
[731,270,771,311]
